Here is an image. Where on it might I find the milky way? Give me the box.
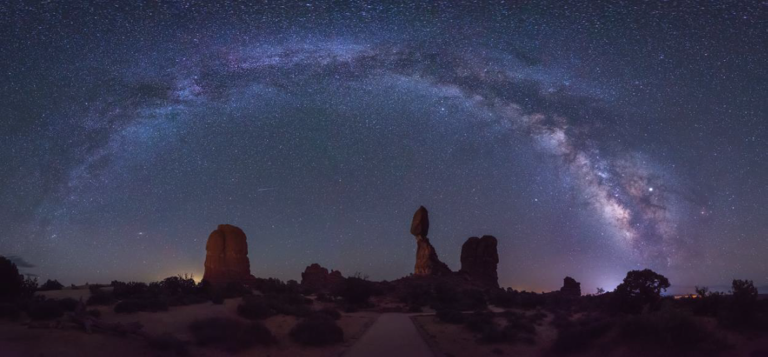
[1,1,766,293]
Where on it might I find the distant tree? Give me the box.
[695,286,709,298]
[0,256,24,302]
[39,279,64,291]
[731,279,757,305]
[596,287,605,295]
[614,269,670,313]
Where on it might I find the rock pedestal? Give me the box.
[459,235,499,288]
[411,206,451,276]
[203,224,253,287]
[560,276,581,297]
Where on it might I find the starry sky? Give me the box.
[1,0,766,294]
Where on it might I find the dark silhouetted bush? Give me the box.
[0,303,21,319]
[237,296,276,320]
[57,297,79,312]
[613,269,670,314]
[27,298,64,320]
[337,276,373,306]
[465,311,495,333]
[552,313,613,354]
[290,314,344,346]
[86,289,115,306]
[618,306,728,354]
[189,317,275,352]
[211,293,224,305]
[38,279,64,291]
[111,281,148,299]
[315,307,341,320]
[147,332,189,356]
[87,309,101,318]
[437,308,465,324]
[0,257,24,302]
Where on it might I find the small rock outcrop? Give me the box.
[411,206,451,276]
[203,224,254,287]
[300,263,344,293]
[459,235,499,288]
[560,276,581,297]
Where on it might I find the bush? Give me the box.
[237,296,276,320]
[87,289,114,306]
[465,311,495,333]
[189,317,275,352]
[618,307,728,354]
[111,281,149,300]
[114,298,169,313]
[0,257,24,302]
[551,313,613,354]
[315,307,341,320]
[336,276,373,306]
[0,303,21,319]
[87,309,101,318]
[613,269,670,314]
[437,308,465,324]
[290,314,344,346]
[57,298,79,312]
[27,298,64,320]
[38,279,64,291]
[211,293,224,305]
[147,332,189,356]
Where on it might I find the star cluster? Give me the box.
[1,1,766,293]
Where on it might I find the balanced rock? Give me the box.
[301,263,344,293]
[203,224,253,287]
[411,206,451,276]
[459,235,499,288]
[560,276,581,297]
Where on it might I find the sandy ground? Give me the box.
[412,309,556,357]
[1,290,378,357]
[344,313,434,357]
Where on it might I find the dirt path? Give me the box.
[344,313,434,357]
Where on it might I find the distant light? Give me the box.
[648,187,654,192]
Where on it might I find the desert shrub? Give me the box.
[88,284,108,294]
[430,282,460,309]
[111,281,149,299]
[160,275,198,296]
[87,309,101,318]
[336,276,373,306]
[237,296,276,320]
[86,289,115,306]
[147,332,189,356]
[618,307,728,354]
[465,311,495,333]
[437,308,465,324]
[57,297,79,312]
[613,269,670,314]
[315,292,332,302]
[189,317,275,352]
[211,293,224,305]
[38,279,64,291]
[407,304,423,313]
[717,279,765,330]
[222,282,251,298]
[552,313,613,354]
[27,298,64,320]
[399,282,433,307]
[114,298,169,313]
[460,289,488,311]
[0,257,24,302]
[0,303,21,319]
[315,307,341,320]
[519,291,546,310]
[489,288,518,308]
[290,314,344,346]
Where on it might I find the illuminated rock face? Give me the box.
[411,206,451,276]
[460,235,499,288]
[203,224,253,287]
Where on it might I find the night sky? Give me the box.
[1,1,766,294]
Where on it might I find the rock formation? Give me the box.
[459,235,499,288]
[300,263,344,293]
[560,276,581,297]
[203,224,254,287]
[411,206,451,276]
